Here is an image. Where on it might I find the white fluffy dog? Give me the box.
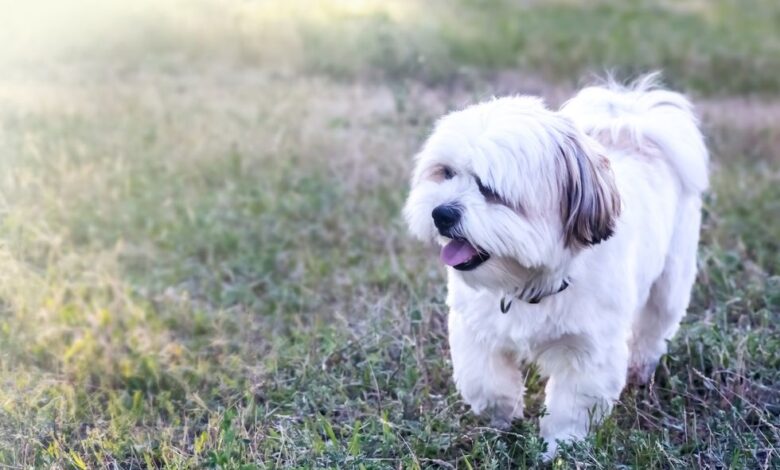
[403,75,708,457]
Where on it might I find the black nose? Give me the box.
[432,204,461,234]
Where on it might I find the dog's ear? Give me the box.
[557,125,621,248]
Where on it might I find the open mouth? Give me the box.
[440,238,490,271]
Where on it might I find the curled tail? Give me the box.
[561,73,708,195]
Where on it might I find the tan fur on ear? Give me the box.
[558,131,621,248]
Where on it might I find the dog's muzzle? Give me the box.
[432,204,491,270]
[432,204,461,237]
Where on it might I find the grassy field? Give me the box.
[0,0,778,468]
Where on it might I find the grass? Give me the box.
[0,0,778,468]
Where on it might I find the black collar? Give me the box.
[500,279,570,313]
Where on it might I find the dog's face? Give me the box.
[404,96,620,297]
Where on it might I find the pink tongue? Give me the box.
[440,239,479,266]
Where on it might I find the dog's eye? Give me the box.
[476,177,501,203]
[431,165,455,181]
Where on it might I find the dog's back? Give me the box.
[560,73,708,196]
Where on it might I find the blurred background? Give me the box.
[0,0,778,467]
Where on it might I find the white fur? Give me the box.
[404,75,707,458]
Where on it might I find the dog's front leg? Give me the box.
[448,309,525,429]
[537,338,628,459]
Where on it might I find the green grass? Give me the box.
[0,0,778,468]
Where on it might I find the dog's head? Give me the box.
[403,96,620,298]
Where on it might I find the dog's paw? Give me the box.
[628,360,658,386]
[541,440,558,462]
[489,415,513,431]
[487,404,522,431]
